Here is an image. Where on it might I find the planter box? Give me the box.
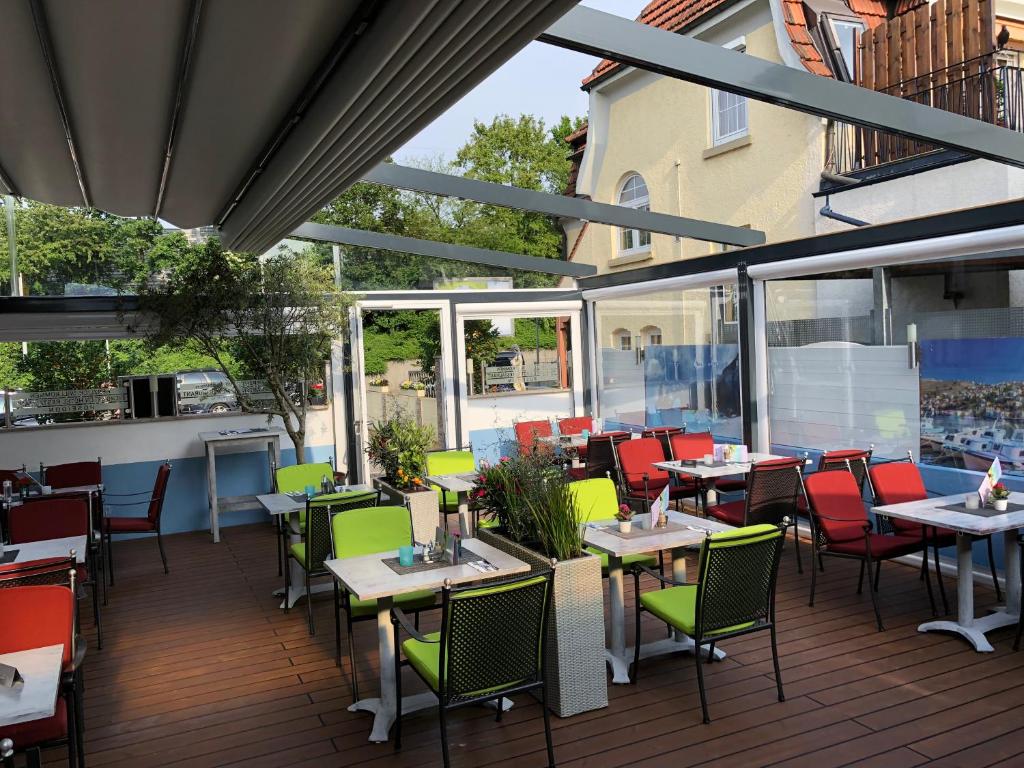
[476,528,608,717]
[373,478,439,544]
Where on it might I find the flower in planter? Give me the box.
[615,503,634,522]
[991,482,1010,501]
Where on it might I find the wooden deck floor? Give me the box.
[52,523,1024,768]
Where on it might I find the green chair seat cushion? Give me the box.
[585,546,657,571]
[639,584,754,637]
[477,514,500,530]
[289,541,308,567]
[350,590,436,618]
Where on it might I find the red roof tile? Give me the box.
[581,0,890,86]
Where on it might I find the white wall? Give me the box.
[0,409,336,470]
[769,344,919,458]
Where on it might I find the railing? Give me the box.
[826,53,1024,175]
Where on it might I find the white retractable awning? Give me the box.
[0,0,579,253]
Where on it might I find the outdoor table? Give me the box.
[584,509,733,684]
[536,434,588,449]
[3,536,87,565]
[0,645,64,729]
[424,473,476,535]
[325,538,530,742]
[654,453,806,507]
[200,428,283,543]
[257,486,371,609]
[872,492,1024,652]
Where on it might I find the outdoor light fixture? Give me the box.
[907,323,918,369]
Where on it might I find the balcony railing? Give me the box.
[826,52,1024,176]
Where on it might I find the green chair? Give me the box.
[392,570,556,768]
[425,449,475,531]
[332,505,437,703]
[630,523,787,723]
[284,491,380,636]
[569,477,661,574]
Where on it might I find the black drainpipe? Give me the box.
[819,195,871,227]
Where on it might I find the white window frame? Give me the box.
[710,38,749,146]
[616,174,652,257]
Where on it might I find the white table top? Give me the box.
[325,537,531,602]
[426,474,477,493]
[872,492,1024,536]
[256,485,373,516]
[654,453,800,479]
[537,434,588,448]
[0,644,64,728]
[584,510,734,557]
[199,427,284,443]
[6,536,87,564]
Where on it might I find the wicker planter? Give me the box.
[476,528,608,717]
[373,478,439,544]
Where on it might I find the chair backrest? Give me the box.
[332,504,413,559]
[43,459,102,488]
[558,416,593,435]
[642,426,683,460]
[584,432,630,480]
[568,477,618,522]
[818,449,872,494]
[438,570,553,703]
[869,460,927,506]
[616,437,668,492]
[513,420,553,453]
[291,491,380,572]
[0,583,76,667]
[695,524,784,638]
[426,450,475,476]
[670,431,714,462]
[275,462,334,494]
[147,462,172,525]
[8,498,89,543]
[744,458,805,526]
[804,469,869,544]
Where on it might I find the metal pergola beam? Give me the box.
[363,162,765,247]
[540,6,1024,169]
[292,222,596,277]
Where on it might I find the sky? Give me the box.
[393,0,650,165]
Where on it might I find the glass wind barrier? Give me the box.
[764,256,1024,570]
[593,285,741,441]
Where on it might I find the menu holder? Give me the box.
[0,662,23,688]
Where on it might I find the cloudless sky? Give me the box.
[394,0,650,164]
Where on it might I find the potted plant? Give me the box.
[991,482,1010,511]
[473,454,608,717]
[414,382,427,398]
[369,377,389,394]
[615,503,634,533]
[366,415,438,542]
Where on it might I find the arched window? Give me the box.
[612,328,632,351]
[617,174,651,255]
[642,325,663,347]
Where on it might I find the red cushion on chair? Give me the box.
[669,432,713,461]
[105,516,157,533]
[805,470,871,545]
[706,500,746,526]
[8,498,89,543]
[828,533,923,559]
[618,438,669,492]
[0,586,75,667]
[558,416,593,435]
[869,462,932,535]
[45,460,101,488]
[3,697,68,747]
[567,466,587,481]
[514,420,553,450]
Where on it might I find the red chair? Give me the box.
[670,431,746,494]
[0,567,84,768]
[559,416,594,462]
[706,457,806,573]
[869,454,993,613]
[805,469,934,630]
[9,498,102,648]
[42,459,102,489]
[513,420,553,456]
[103,461,172,584]
[616,437,698,512]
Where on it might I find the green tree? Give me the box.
[17,341,110,390]
[139,240,352,461]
